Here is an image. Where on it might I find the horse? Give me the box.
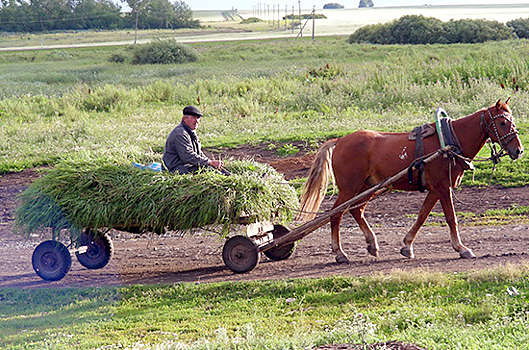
[297,99,524,263]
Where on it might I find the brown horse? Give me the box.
[298,99,524,263]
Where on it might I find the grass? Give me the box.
[2,35,529,349]
[1,266,529,349]
[1,38,528,187]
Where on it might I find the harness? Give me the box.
[480,108,519,159]
[407,108,473,192]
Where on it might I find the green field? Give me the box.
[1,37,528,185]
[1,36,529,349]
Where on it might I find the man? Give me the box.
[163,105,225,174]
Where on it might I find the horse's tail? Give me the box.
[296,139,337,222]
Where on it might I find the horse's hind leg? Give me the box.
[350,204,379,257]
[330,193,358,263]
[330,211,349,263]
[401,191,439,258]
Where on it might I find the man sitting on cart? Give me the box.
[163,105,228,175]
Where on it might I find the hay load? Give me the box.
[15,160,299,237]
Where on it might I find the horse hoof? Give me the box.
[400,246,414,259]
[367,245,378,257]
[460,250,476,259]
[335,255,349,264]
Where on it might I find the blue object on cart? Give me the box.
[132,162,162,172]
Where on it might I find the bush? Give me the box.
[444,19,514,44]
[348,15,514,45]
[507,18,529,39]
[131,39,198,65]
[241,17,262,24]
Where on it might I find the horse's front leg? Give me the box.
[401,191,439,258]
[438,188,475,259]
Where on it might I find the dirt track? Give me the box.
[1,148,528,289]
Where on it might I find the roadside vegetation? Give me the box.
[1,265,529,349]
[1,35,529,349]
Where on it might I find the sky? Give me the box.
[185,0,529,11]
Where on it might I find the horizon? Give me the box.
[185,0,529,11]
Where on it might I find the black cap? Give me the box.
[183,106,203,117]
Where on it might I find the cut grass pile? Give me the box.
[14,160,298,237]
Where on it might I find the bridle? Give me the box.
[480,107,519,158]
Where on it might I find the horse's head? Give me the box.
[481,98,524,160]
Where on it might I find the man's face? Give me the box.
[183,115,200,130]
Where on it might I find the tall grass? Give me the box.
[1,38,528,186]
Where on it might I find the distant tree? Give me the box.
[0,0,198,32]
[0,0,31,32]
[73,0,123,30]
[358,0,373,8]
[323,3,344,9]
[123,0,199,32]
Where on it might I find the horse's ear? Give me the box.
[506,96,511,105]
[495,99,502,109]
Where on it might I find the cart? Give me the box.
[31,147,450,281]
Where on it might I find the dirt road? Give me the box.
[1,148,528,289]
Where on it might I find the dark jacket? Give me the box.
[162,121,210,174]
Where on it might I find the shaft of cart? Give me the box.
[259,146,453,253]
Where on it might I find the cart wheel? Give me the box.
[76,229,114,270]
[222,235,259,273]
[264,225,296,261]
[32,240,72,281]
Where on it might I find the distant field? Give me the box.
[2,4,528,50]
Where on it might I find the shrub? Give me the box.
[108,52,126,63]
[241,17,262,24]
[348,15,514,45]
[444,19,514,44]
[507,18,529,39]
[131,39,198,65]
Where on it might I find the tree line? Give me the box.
[0,0,199,32]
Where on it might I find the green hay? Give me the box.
[14,160,299,237]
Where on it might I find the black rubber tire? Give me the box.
[76,229,114,270]
[263,225,296,261]
[222,235,259,273]
[32,240,72,281]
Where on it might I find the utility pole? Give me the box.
[291,6,294,34]
[277,4,280,29]
[134,8,139,44]
[285,4,287,31]
[298,0,302,37]
[312,6,315,41]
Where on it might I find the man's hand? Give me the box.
[208,159,224,169]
